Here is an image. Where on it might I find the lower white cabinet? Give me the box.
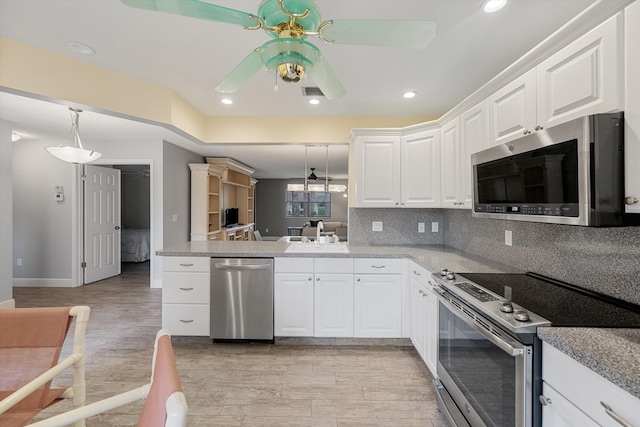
[314,273,354,337]
[542,343,640,427]
[409,261,438,376]
[162,256,210,336]
[274,258,314,337]
[354,258,403,338]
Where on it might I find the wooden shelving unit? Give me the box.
[190,158,257,242]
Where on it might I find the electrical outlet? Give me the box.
[418,222,425,233]
[16,258,22,267]
[265,228,269,233]
[372,221,383,232]
[432,222,439,233]
[172,214,178,223]
[505,230,513,246]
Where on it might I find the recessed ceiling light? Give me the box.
[221,98,233,105]
[11,132,21,142]
[403,91,417,99]
[308,99,320,105]
[66,41,95,55]
[482,0,507,13]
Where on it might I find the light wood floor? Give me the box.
[14,262,446,426]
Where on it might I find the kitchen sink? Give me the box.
[285,242,350,253]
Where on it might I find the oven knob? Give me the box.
[440,269,449,276]
[500,300,514,313]
[445,272,456,280]
[514,309,530,322]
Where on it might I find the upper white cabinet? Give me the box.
[353,134,401,208]
[440,118,466,208]
[489,14,622,146]
[401,130,441,208]
[625,1,640,214]
[353,128,441,208]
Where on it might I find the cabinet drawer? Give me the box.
[275,257,314,273]
[409,261,431,286]
[163,272,209,303]
[163,256,210,272]
[315,258,353,273]
[542,343,640,426]
[354,258,403,274]
[162,304,210,336]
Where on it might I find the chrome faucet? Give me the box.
[316,221,324,242]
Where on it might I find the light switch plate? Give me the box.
[418,222,425,233]
[372,221,383,232]
[432,222,439,233]
[505,230,513,246]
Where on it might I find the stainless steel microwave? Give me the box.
[471,113,624,226]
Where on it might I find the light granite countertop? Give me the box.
[538,327,640,400]
[157,240,640,400]
[156,241,524,274]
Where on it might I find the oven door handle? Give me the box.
[437,292,525,357]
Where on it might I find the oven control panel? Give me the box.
[455,282,499,302]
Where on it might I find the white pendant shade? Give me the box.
[46,108,101,164]
[46,145,102,164]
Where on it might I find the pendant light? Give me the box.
[46,108,102,164]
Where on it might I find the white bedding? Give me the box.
[121,228,150,262]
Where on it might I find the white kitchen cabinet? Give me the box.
[353,134,401,208]
[542,343,640,427]
[314,258,354,337]
[162,256,210,336]
[489,14,622,146]
[274,258,314,337]
[409,261,438,377]
[352,129,441,208]
[440,117,465,208]
[353,258,403,338]
[625,1,640,214]
[400,129,441,208]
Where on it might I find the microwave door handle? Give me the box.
[437,294,524,357]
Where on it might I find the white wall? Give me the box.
[0,120,14,306]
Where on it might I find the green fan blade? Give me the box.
[320,20,436,49]
[309,52,346,100]
[120,0,257,27]
[215,49,263,93]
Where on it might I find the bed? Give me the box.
[121,228,151,262]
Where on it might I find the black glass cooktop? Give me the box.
[458,272,640,328]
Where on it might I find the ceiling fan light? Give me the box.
[308,167,317,181]
[278,62,305,82]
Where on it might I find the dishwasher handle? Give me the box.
[212,262,272,271]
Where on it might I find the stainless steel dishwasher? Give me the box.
[210,258,274,341]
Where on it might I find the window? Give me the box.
[286,191,331,218]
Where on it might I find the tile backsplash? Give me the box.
[350,208,640,306]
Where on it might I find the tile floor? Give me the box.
[14,262,446,426]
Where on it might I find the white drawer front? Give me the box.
[163,272,209,303]
[274,257,314,273]
[314,258,354,274]
[354,258,403,274]
[409,261,430,286]
[543,343,640,426]
[163,256,210,272]
[162,304,210,336]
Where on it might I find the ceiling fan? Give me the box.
[120,0,436,99]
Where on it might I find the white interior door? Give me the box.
[84,165,121,284]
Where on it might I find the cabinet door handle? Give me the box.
[179,287,194,291]
[179,263,194,267]
[357,278,361,282]
[601,401,632,427]
[413,270,421,276]
[538,395,551,406]
[535,125,544,131]
[308,277,313,281]
[316,277,320,281]
[179,319,194,323]
[371,265,386,269]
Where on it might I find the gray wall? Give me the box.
[255,179,348,237]
[0,120,13,305]
[349,207,640,306]
[162,142,203,247]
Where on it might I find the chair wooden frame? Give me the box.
[28,329,187,427]
[0,305,91,427]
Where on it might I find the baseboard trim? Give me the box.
[152,278,162,289]
[14,278,74,288]
[0,299,16,308]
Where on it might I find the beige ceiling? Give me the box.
[0,0,600,178]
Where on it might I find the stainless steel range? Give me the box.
[430,270,640,427]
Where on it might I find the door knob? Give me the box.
[115,226,121,230]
